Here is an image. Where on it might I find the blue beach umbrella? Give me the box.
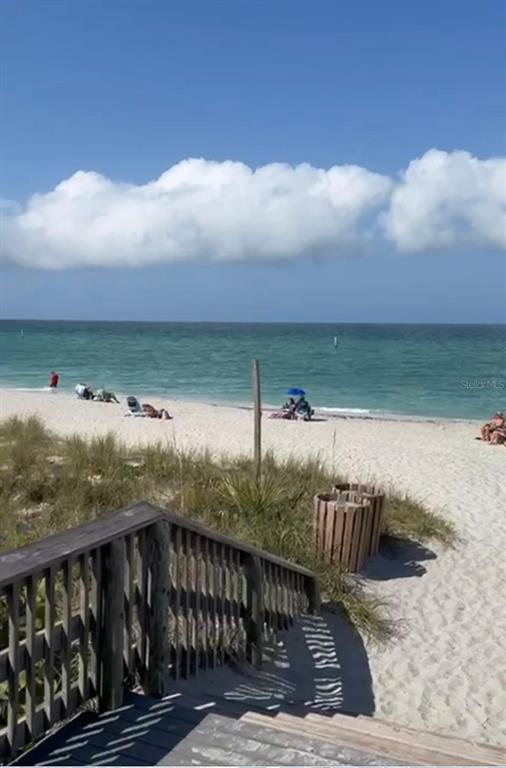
[285,387,306,396]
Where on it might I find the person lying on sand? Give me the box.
[480,411,505,442]
[142,403,172,420]
[93,389,120,404]
[269,398,297,419]
[125,396,171,419]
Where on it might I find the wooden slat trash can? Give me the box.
[313,483,385,573]
[334,482,385,563]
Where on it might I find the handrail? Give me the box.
[0,501,320,762]
[0,503,160,588]
[0,502,315,588]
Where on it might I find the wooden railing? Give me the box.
[0,502,319,762]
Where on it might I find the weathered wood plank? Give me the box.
[201,537,209,672]
[193,534,201,674]
[184,528,192,680]
[24,575,37,742]
[244,554,264,668]
[324,502,336,560]
[274,565,283,631]
[61,557,73,717]
[90,548,102,697]
[225,546,233,659]
[306,576,321,615]
[145,520,170,697]
[347,505,360,571]
[100,538,125,712]
[173,526,182,680]
[341,505,354,568]
[211,540,218,668]
[137,528,149,678]
[234,550,242,652]
[282,569,289,629]
[124,534,135,673]
[218,542,226,667]
[294,572,301,614]
[7,581,20,751]
[43,567,55,727]
[287,569,293,624]
[78,551,90,703]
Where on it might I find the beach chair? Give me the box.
[125,396,145,416]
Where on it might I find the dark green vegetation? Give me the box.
[0,416,456,643]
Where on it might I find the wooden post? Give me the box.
[252,359,262,484]
[100,539,125,712]
[243,554,264,668]
[7,582,20,753]
[306,577,321,615]
[145,520,171,697]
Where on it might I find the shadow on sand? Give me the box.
[362,535,437,581]
[179,604,375,717]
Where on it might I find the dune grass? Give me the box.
[383,493,456,546]
[0,416,456,643]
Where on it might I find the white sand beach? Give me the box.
[1,388,505,747]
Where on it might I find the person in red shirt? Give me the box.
[49,370,59,390]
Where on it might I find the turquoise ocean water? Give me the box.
[0,320,505,420]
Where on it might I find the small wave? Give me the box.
[318,406,372,415]
[315,405,473,423]
[2,386,53,393]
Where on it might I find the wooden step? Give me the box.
[351,713,506,765]
[286,711,480,766]
[242,710,502,766]
[304,712,506,767]
[132,692,401,766]
[242,711,423,765]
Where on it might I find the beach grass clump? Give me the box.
[0,417,455,642]
[383,493,456,546]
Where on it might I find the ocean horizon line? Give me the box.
[1,317,505,327]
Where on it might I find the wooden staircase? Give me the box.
[241,710,506,766]
[15,690,506,766]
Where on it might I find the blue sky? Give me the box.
[1,0,505,322]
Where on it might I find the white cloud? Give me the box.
[0,150,504,269]
[382,149,506,251]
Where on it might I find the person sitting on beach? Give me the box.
[93,389,120,404]
[75,383,93,400]
[480,411,505,442]
[489,425,506,445]
[295,396,313,421]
